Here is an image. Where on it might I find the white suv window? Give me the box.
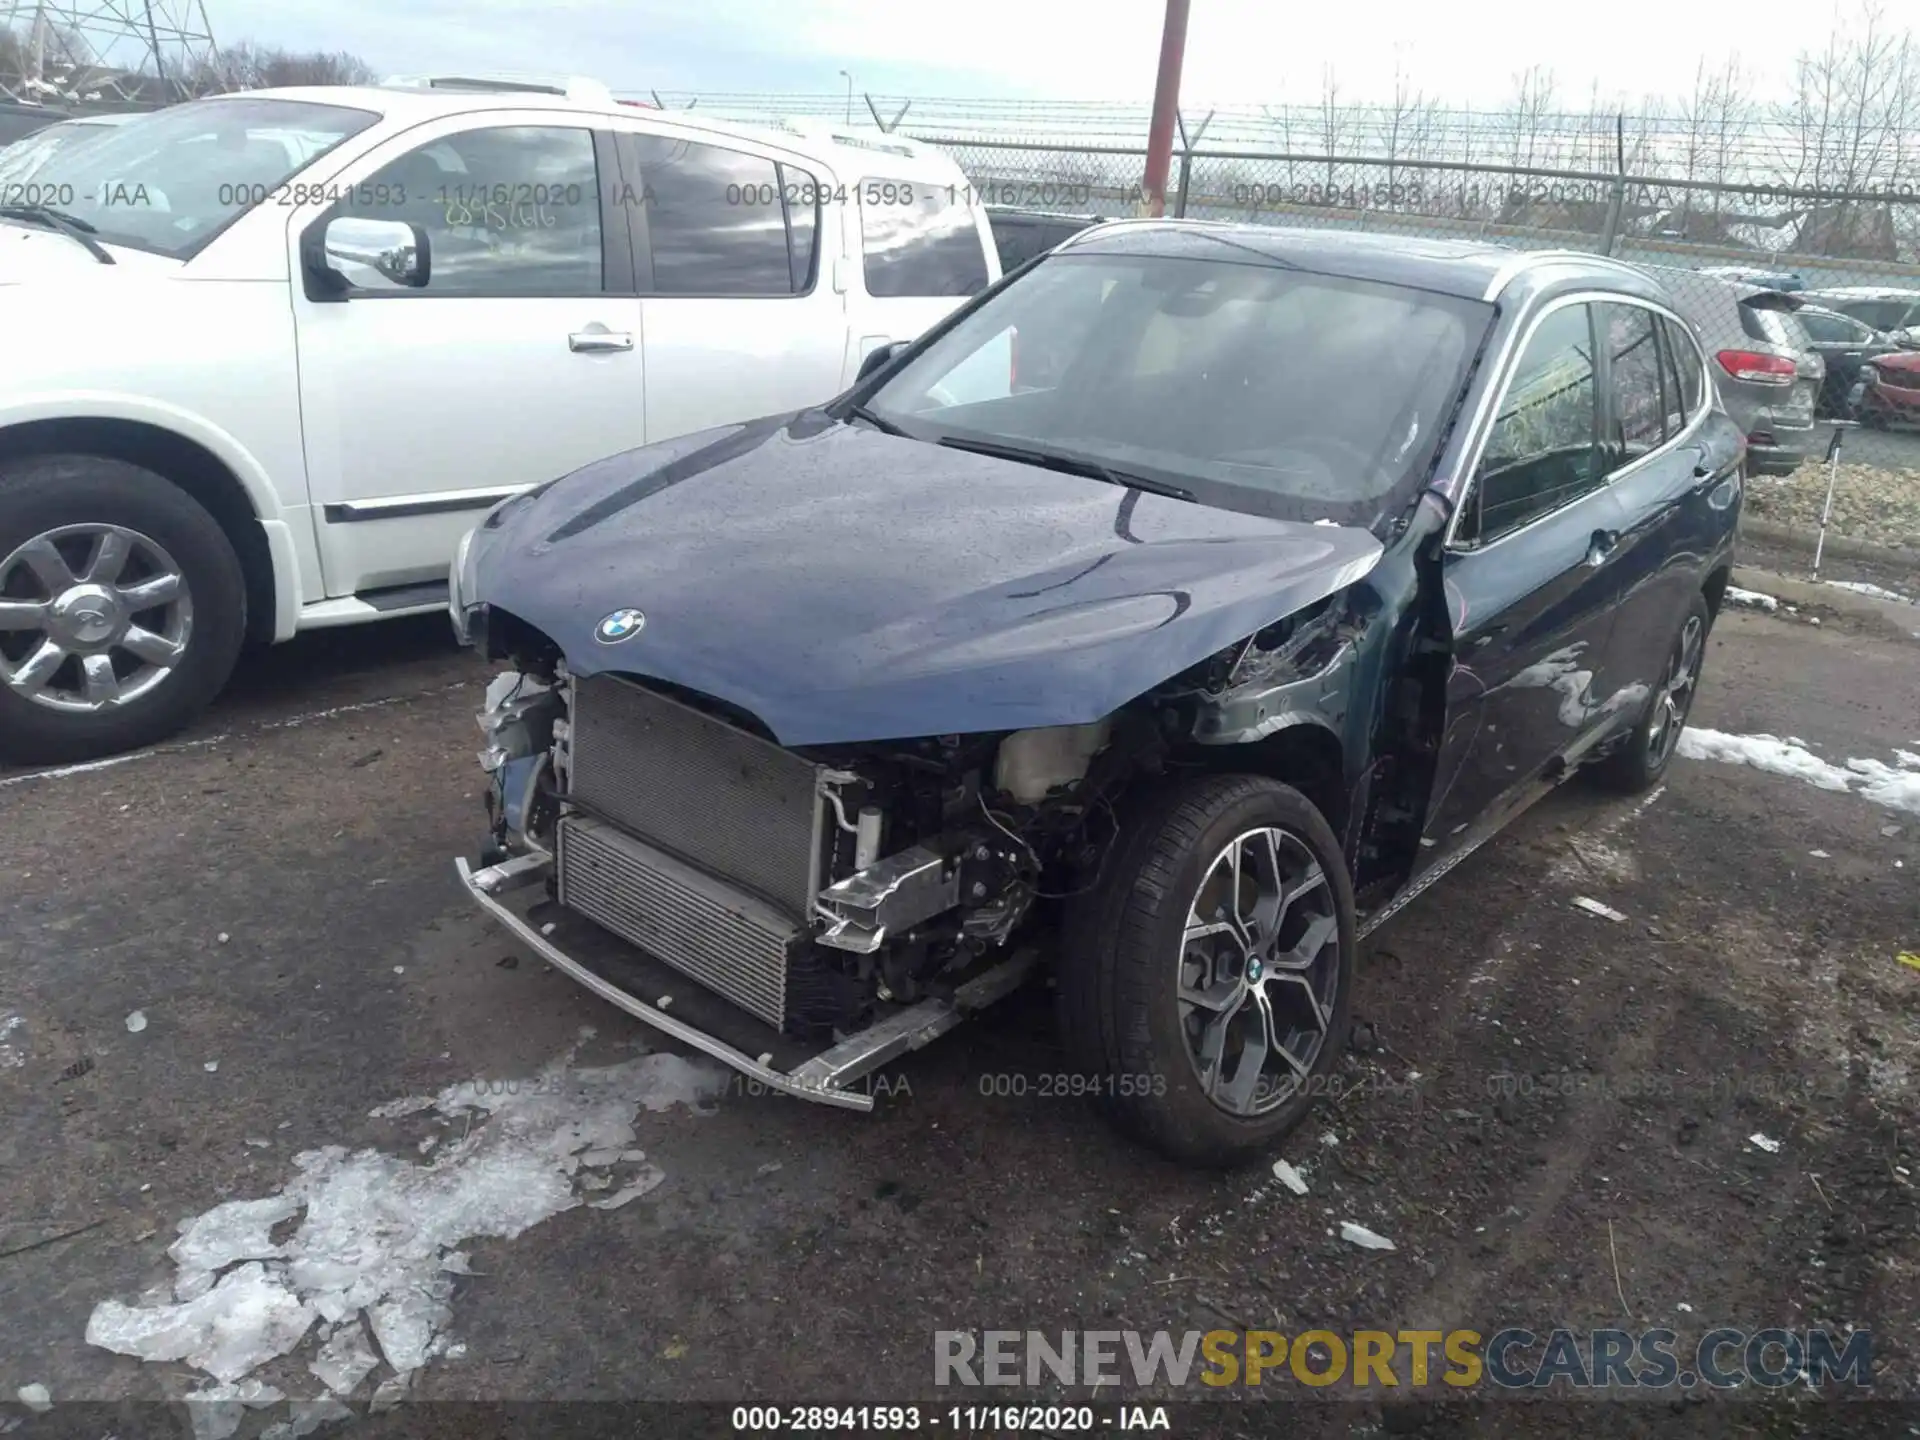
[623,134,814,297]
[858,181,989,298]
[337,125,603,295]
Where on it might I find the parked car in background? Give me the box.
[1798,285,1920,345]
[0,100,69,147]
[1793,303,1902,417]
[0,111,137,186]
[450,231,1742,1164]
[1860,350,1920,429]
[984,206,1101,272]
[0,73,998,765]
[1653,270,1822,475]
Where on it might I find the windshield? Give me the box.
[3,97,378,259]
[861,251,1492,531]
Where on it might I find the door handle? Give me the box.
[568,330,633,353]
[1586,529,1620,566]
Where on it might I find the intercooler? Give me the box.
[556,674,834,1031]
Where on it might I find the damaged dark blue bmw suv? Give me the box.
[448,223,1743,1167]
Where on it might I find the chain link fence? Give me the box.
[930,137,1920,569]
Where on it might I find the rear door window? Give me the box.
[625,133,801,297]
[859,181,990,298]
[1661,316,1706,419]
[1601,303,1669,464]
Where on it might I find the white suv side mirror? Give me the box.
[318,216,431,290]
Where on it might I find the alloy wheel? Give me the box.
[0,523,193,713]
[1647,613,1704,767]
[1177,825,1342,1117]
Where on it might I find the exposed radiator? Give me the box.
[566,673,824,917]
[557,815,801,1030]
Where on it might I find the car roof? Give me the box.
[209,84,967,179]
[1054,223,1669,304]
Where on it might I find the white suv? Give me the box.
[0,76,999,763]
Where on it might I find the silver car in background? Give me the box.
[1653,271,1824,475]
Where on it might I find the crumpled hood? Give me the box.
[469,411,1384,745]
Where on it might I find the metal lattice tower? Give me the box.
[0,0,217,106]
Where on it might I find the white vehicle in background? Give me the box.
[0,74,998,764]
[0,111,137,185]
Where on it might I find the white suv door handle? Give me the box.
[568,329,633,353]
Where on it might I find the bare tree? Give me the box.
[1382,60,1422,207]
[183,41,376,96]
[1317,65,1345,191]
[1505,64,1557,171]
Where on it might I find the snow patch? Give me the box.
[1677,729,1920,816]
[85,1049,725,1392]
[1823,579,1916,605]
[1724,586,1780,613]
[0,1014,23,1069]
[1339,1221,1397,1251]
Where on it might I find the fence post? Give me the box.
[1598,111,1626,256]
[864,93,912,133]
[1173,109,1213,218]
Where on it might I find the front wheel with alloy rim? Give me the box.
[1590,590,1710,795]
[1059,773,1357,1167]
[0,455,246,765]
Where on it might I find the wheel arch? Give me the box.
[1702,562,1731,622]
[0,416,281,646]
[1178,719,1350,848]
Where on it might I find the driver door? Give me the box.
[1421,301,1631,858]
[290,116,645,600]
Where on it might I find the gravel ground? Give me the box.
[1,602,1917,1438]
[1745,456,1920,554]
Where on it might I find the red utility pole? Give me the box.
[1138,0,1192,217]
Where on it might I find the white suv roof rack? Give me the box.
[760,116,924,161]
[382,72,614,107]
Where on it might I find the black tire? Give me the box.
[1589,588,1711,796]
[0,455,245,766]
[1058,772,1357,1168]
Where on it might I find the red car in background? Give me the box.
[1862,350,1920,427]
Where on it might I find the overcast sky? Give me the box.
[223,0,1863,110]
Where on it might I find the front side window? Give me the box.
[859,181,990,298]
[626,134,799,297]
[1464,303,1601,544]
[1603,303,1669,464]
[337,125,602,295]
[863,252,1490,531]
[6,97,376,259]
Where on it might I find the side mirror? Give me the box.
[1889,328,1916,349]
[855,339,910,384]
[318,216,430,290]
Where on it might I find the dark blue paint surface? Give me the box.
[466,412,1384,746]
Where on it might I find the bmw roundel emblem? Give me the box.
[595,608,646,644]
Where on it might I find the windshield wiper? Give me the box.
[936,435,1195,502]
[0,205,114,264]
[844,402,909,437]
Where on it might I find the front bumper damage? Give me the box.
[456,850,1037,1111]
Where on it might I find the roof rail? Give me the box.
[768,116,924,160]
[381,72,613,106]
[1479,246,1649,302]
